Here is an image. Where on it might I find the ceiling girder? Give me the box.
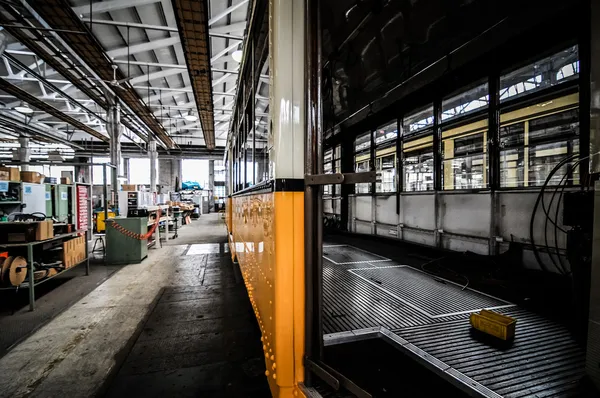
[0,77,109,142]
[171,0,215,150]
[0,9,150,143]
[106,36,180,58]
[27,0,176,148]
[72,0,159,15]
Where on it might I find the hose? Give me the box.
[530,154,577,272]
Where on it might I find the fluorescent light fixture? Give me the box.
[14,101,33,115]
[184,111,197,121]
[232,50,243,63]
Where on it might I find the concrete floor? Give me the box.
[0,214,269,398]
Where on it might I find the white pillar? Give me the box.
[18,136,30,171]
[149,138,157,193]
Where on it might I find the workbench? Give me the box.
[0,231,89,311]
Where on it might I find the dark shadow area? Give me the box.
[324,339,469,398]
[105,251,271,398]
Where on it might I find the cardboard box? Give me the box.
[121,184,136,191]
[0,167,20,182]
[62,236,86,268]
[60,177,72,184]
[20,171,44,184]
[0,220,54,243]
[35,220,54,241]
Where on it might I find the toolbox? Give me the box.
[470,309,516,340]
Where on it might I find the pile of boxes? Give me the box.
[62,236,86,268]
[0,220,54,243]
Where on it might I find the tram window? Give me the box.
[355,132,372,193]
[373,121,398,193]
[403,133,433,192]
[255,139,269,184]
[499,94,579,188]
[402,104,434,138]
[245,134,254,187]
[442,81,489,123]
[403,148,434,192]
[441,119,488,190]
[324,148,333,196]
[499,45,579,103]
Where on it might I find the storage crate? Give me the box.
[62,236,86,268]
[470,309,516,340]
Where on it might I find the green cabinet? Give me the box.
[45,184,53,218]
[106,217,148,265]
[53,184,71,223]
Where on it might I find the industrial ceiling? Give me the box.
[0,0,248,156]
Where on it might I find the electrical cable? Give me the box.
[544,170,571,274]
[530,154,577,272]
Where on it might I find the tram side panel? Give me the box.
[232,191,305,398]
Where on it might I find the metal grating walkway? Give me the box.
[322,244,586,398]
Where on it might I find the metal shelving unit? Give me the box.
[0,231,89,311]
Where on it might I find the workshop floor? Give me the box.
[0,214,269,398]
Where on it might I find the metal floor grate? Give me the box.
[322,243,587,398]
[349,266,513,318]
[323,245,392,265]
[394,308,586,398]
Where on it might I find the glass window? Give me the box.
[92,157,110,185]
[499,93,579,187]
[500,45,579,103]
[442,119,488,190]
[355,132,372,193]
[376,151,396,193]
[403,134,433,192]
[324,148,333,196]
[402,104,434,137]
[442,81,489,122]
[374,120,398,193]
[130,158,158,185]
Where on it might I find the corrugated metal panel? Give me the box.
[171,0,216,150]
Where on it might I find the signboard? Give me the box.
[76,185,89,231]
[61,192,68,201]
[0,182,8,193]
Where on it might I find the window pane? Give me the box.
[499,94,579,187]
[376,152,396,192]
[355,132,372,193]
[403,148,433,192]
[374,121,398,146]
[500,45,579,103]
[442,119,488,190]
[403,104,434,137]
[442,82,489,123]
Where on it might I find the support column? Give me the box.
[587,0,600,388]
[18,136,30,171]
[106,92,122,208]
[149,138,157,193]
[208,160,215,212]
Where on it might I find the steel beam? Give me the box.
[132,85,192,93]
[209,21,247,34]
[129,68,185,85]
[73,0,160,15]
[209,1,249,26]
[106,37,180,58]
[211,41,241,64]
[113,59,187,69]
[80,18,243,40]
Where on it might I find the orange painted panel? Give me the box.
[231,192,305,398]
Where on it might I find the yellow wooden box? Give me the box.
[470,309,516,340]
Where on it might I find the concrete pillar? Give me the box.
[18,136,30,171]
[208,160,215,211]
[149,138,157,193]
